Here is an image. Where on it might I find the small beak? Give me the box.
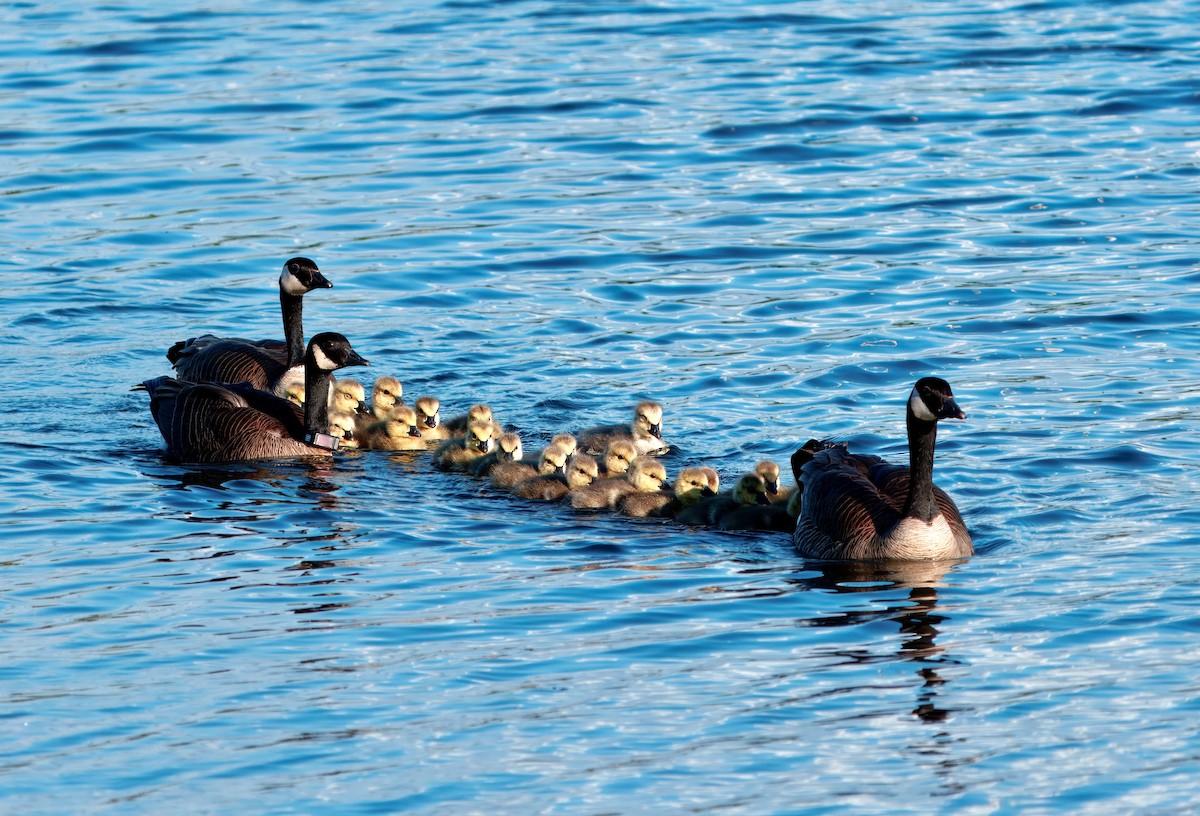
[765,479,779,494]
[425,415,438,429]
[649,423,661,439]
[555,464,566,476]
[701,486,716,497]
[756,491,771,506]
[355,401,370,415]
[408,425,422,438]
[474,438,491,453]
[941,396,966,420]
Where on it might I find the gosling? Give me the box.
[362,405,425,451]
[578,400,667,457]
[568,457,667,511]
[432,420,496,472]
[512,453,599,501]
[468,432,523,478]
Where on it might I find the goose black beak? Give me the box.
[756,491,771,506]
[408,426,423,438]
[940,397,966,420]
[355,401,370,415]
[701,486,716,497]
[765,479,779,494]
[310,269,333,290]
[344,350,370,369]
[649,423,661,439]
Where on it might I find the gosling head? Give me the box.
[673,467,714,502]
[386,405,423,440]
[700,467,721,495]
[332,378,368,415]
[466,404,494,425]
[602,439,638,476]
[283,381,305,408]
[538,443,569,476]
[279,257,332,296]
[414,396,441,429]
[733,473,770,506]
[548,433,577,458]
[496,432,523,463]
[328,410,359,449]
[465,420,495,454]
[908,377,966,423]
[371,376,403,416]
[755,460,781,496]
[632,400,663,441]
[628,458,667,493]
[565,453,600,489]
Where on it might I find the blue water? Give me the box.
[4,0,1200,812]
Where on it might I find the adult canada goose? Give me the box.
[675,473,767,527]
[140,332,369,463]
[166,257,332,399]
[444,403,504,438]
[328,410,360,450]
[362,405,425,451]
[618,465,714,518]
[467,432,523,478]
[414,396,450,441]
[512,453,599,501]
[577,401,667,457]
[568,458,667,510]
[432,421,496,471]
[369,376,403,420]
[491,443,567,491]
[793,377,974,561]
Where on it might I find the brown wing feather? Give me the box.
[793,445,903,560]
[170,338,289,391]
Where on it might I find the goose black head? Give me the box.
[281,257,332,294]
[307,332,370,372]
[909,377,965,422]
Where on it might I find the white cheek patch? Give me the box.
[280,268,308,296]
[312,344,338,371]
[909,388,938,422]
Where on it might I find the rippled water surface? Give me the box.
[4,1,1200,813]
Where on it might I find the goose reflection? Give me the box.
[788,558,965,724]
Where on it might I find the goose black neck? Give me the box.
[303,364,333,438]
[281,290,305,368]
[903,411,940,522]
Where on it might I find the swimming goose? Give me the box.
[491,443,568,491]
[568,457,667,510]
[577,401,666,457]
[467,432,523,478]
[167,258,332,399]
[432,420,496,471]
[361,405,425,451]
[369,376,403,420]
[140,332,369,463]
[755,460,794,505]
[618,465,714,518]
[414,396,450,441]
[330,379,368,416]
[675,472,768,527]
[512,452,599,501]
[444,403,504,439]
[793,377,974,561]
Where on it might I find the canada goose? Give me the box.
[166,258,332,399]
[329,410,360,450]
[361,405,426,451]
[793,377,974,561]
[578,401,667,457]
[444,403,504,438]
[369,376,403,420]
[512,452,599,501]
[618,465,714,518]
[467,431,523,477]
[675,473,767,527]
[491,443,567,491]
[597,439,638,477]
[432,421,496,471]
[414,396,450,441]
[140,332,369,463]
[568,457,667,510]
